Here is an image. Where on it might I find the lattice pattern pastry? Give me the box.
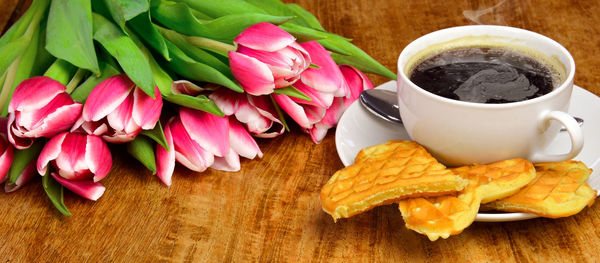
[321,140,467,221]
[398,159,536,241]
[484,160,597,218]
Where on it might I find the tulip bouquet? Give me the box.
[0,0,393,215]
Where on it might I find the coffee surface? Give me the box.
[409,48,556,103]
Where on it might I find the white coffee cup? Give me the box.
[396,25,583,166]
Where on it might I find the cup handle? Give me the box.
[531,111,584,163]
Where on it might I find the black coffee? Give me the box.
[409,47,558,103]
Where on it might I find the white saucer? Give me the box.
[335,80,600,222]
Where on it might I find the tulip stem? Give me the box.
[183,35,236,57]
[65,68,88,94]
[156,25,235,57]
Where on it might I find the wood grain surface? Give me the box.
[1,0,600,262]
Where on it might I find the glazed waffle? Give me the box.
[321,140,468,221]
[484,161,597,218]
[398,159,536,241]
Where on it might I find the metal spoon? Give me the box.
[359,89,584,130]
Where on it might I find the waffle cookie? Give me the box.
[484,160,597,218]
[398,179,480,241]
[321,141,468,221]
[397,159,535,241]
[451,159,536,203]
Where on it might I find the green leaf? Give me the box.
[285,3,325,30]
[71,61,121,103]
[279,24,350,44]
[0,39,29,78]
[159,27,231,77]
[9,140,44,185]
[244,0,316,28]
[92,13,156,98]
[125,26,174,96]
[128,12,171,60]
[326,37,396,79]
[0,0,43,47]
[43,59,78,85]
[164,40,243,93]
[180,0,265,17]
[46,0,100,74]
[0,0,48,76]
[42,171,72,216]
[165,94,224,116]
[103,0,149,31]
[30,18,56,77]
[151,1,293,42]
[273,86,311,101]
[140,120,169,151]
[0,23,42,116]
[270,95,289,132]
[126,136,157,174]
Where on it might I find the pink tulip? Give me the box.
[0,117,14,183]
[7,76,83,149]
[37,132,112,200]
[308,65,374,143]
[4,161,36,193]
[209,88,284,138]
[72,74,162,143]
[272,41,346,142]
[155,109,263,185]
[229,22,311,95]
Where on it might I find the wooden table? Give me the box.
[2,0,600,262]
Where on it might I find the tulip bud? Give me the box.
[155,108,263,184]
[229,22,311,95]
[7,76,83,149]
[73,74,163,143]
[37,132,112,200]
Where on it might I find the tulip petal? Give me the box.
[0,117,8,134]
[15,93,74,131]
[156,119,175,186]
[8,76,66,113]
[340,65,374,99]
[291,81,334,108]
[247,95,285,127]
[209,88,241,116]
[51,172,105,201]
[86,135,112,182]
[180,108,229,157]
[309,98,345,144]
[133,86,162,130]
[83,74,134,122]
[237,46,305,79]
[37,132,67,175]
[54,133,89,181]
[273,94,325,129]
[0,139,14,183]
[210,148,240,172]
[106,95,140,138]
[4,161,36,193]
[235,99,272,135]
[171,80,207,96]
[229,51,275,96]
[299,41,343,94]
[234,22,296,52]
[170,117,213,172]
[33,103,83,138]
[228,118,263,159]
